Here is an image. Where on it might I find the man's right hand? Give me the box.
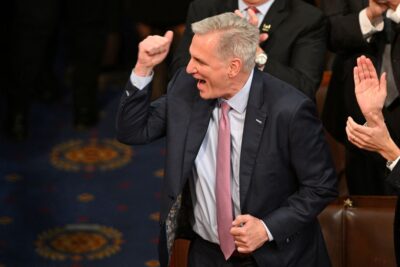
[134,31,174,77]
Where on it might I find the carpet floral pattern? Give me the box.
[0,87,165,267]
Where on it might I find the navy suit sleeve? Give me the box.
[116,80,167,145]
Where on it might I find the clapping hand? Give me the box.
[353,55,387,125]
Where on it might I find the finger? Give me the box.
[359,56,371,80]
[236,246,252,253]
[234,240,246,248]
[380,72,387,96]
[247,9,259,26]
[230,225,244,235]
[148,34,173,55]
[234,9,244,18]
[347,117,367,134]
[347,118,374,143]
[356,58,366,81]
[233,234,246,243]
[354,66,360,87]
[164,30,174,44]
[346,124,368,149]
[259,33,268,43]
[345,125,356,145]
[365,57,378,80]
[233,214,252,227]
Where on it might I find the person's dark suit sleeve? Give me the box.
[264,13,327,98]
[386,162,400,192]
[320,0,369,52]
[263,97,338,247]
[116,80,167,145]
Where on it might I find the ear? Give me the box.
[228,58,242,78]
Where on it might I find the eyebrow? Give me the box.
[194,56,207,65]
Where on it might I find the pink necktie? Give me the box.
[216,101,235,260]
[247,6,260,14]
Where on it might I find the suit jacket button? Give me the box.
[286,237,290,243]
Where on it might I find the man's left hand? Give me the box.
[230,214,269,253]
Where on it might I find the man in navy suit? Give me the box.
[116,13,337,267]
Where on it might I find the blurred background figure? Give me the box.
[321,0,400,195]
[170,0,328,100]
[5,0,115,140]
[129,0,191,99]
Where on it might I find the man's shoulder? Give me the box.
[256,71,313,113]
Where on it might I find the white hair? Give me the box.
[191,12,259,71]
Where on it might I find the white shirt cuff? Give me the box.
[260,220,274,241]
[387,156,400,171]
[387,4,400,24]
[359,9,384,41]
[126,69,153,96]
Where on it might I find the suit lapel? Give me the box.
[182,96,216,180]
[240,70,268,209]
[260,0,289,49]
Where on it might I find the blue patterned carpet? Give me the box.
[0,81,165,267]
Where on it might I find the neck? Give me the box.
[224,71,251,99]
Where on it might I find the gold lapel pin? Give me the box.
[262,24,271,32]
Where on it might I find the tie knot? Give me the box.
[220,101,230,114]
[247,6,260,14]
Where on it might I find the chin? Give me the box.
[199,92,211,100]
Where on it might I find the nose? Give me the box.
[186,58,196,74]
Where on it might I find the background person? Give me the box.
[346,55,400,265]
[321,0,400,195]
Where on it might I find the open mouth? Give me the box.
[197,79,207,89]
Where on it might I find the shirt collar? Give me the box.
[219,69,254,114]
[238,0,275,16]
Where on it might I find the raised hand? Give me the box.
[135,31,174,76]
[353,55,387,124]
